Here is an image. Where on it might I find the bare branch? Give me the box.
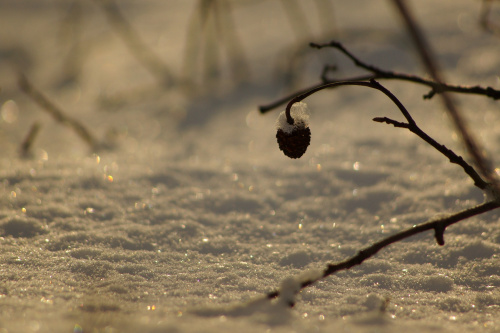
[392,0,499,193]
[265,200,500,303]
[259,40,500,114]
[255,0,500,315]
[373,114,489,190]
[310,41,500,101]
[259,83,323,113]
[275,79,488,190]
[372,116,408,128]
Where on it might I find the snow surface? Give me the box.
[0,0,499,332]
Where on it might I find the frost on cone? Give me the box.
[276,102,311,159]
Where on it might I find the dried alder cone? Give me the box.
[263,78,500,304]
[276,102,311,159]
[276,127,311,158]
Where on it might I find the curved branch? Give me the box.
[279,80,488,189]
[373,116,489,190]
[283,79,414,125]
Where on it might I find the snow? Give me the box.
[275,102,310,134]
[0,0,499,332]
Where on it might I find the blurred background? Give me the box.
[4,0,497,159]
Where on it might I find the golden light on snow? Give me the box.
[38,149,48,162]
[1,100,19,123]
[1,1,499,332]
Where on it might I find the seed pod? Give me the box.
[275,102,311,159]
[276,126,311,158]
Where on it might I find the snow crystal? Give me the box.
[275,102,310,134]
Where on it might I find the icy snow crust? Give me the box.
[0,1,500,332]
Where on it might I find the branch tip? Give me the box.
[372,116,409,128]
[423,90,436,99]
[434,226,446,246]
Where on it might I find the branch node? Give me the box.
[423,89,436,99]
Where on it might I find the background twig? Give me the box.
[480,0,500,35]
[95,0,174,87]
[19,122,41,158]
[392,0,499,188]
[18,74,99,150]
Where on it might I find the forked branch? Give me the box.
[258,41,500,113]
[254,0,500,315]
[391,0,499,200]
[311,40,500,101]
[281,79,489,190]
[261,79,497,306]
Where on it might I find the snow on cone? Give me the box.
[276,102,311,159]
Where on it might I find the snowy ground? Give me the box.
[0,0,499,332]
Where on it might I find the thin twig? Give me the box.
[266,200,500,302]
[56,0,86,88]
[254,0,500,313]
[19,122,42,158]
[281,79,488,190]
[258,79,498,306]
[258,40,500,114]
[284,80,414,125]
[392,0,499,193]
[310,41,500,100]
[214,0,250,83]
[181,0,250,90]
[18,74,98,150]
[373,115,488,190]
[259,82,321,113]
[95,0,174,87]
